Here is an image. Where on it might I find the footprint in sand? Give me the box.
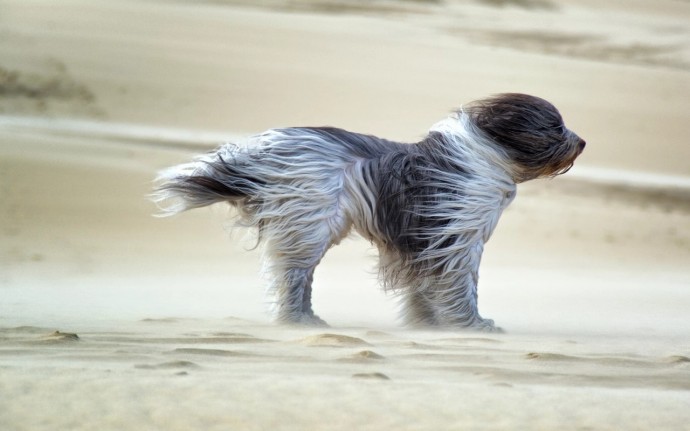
[299,333,370,347]
[400,341,435,350]
[525,352,577,361]
[352,372,391,380]
[135,360,200,370]
[338,350,386,363]
[41,331,80,343]
[171,348,257,357]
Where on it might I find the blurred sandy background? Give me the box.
[1,0,689,430]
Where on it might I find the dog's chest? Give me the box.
[477,183,516,243]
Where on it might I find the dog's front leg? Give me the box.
[435,284,501,332]
[432,242,502,332]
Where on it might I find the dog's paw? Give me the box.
[478,324,504,333]
[300,313,329,327]
[474,318,503,333]
[449,318,502,333]
[280,313,329,327]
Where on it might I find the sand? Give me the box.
[1,0,689,429]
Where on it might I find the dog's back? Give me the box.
[152,126,398,218]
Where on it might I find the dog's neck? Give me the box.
[428,113,517,186]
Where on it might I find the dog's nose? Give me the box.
[578,139,586,153]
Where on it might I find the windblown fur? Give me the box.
[152,93,585,331]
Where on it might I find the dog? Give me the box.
[152,93,585,331]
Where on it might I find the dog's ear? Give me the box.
[465,93,583,181]
[466,93,565,152]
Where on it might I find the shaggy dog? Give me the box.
[152,93,585,331]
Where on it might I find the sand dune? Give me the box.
[1,0,689,429]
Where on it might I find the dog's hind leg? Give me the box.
[272,266,327,326]
[262,221,337,326]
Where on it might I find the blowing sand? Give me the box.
[1,0,689,429]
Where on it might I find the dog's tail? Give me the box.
[151,145,263,216]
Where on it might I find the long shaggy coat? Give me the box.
[152,93,585,331]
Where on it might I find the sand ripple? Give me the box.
[352,372,390,380]
[338,350,386,363]
[298,333,370,347]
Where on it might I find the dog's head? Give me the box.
[465,93,585,182]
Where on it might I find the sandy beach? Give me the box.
[1,0,689,429]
